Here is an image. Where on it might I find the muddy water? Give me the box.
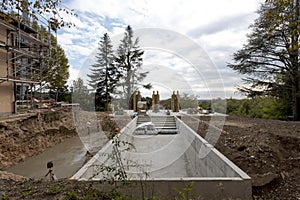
[5,131,109,180]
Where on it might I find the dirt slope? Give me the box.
[198,115,300,200]
[0,111,77,169]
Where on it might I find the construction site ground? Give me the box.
[198,115,300,200]
[0,114,299,199]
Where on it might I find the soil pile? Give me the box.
[198,115,300,200]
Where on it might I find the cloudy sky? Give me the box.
[57,0,264,99]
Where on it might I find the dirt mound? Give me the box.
[198,115,300,199]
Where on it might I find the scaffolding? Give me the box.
[0,7,52,114]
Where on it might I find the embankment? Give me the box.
[0,111,77,169]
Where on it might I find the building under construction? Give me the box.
[0,8,52,115]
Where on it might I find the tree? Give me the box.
[88,33,119,111]
[42,34,70,99]
[237,99,251,117]
[228,1,300,120]
[24,28,69,99]
[232,97,289,119]
[211,98,226,114]
[179,93,198,109]
[1,0,76,30]
[72,78,91,110]
[115,25,150,109]
[226,98,240,114]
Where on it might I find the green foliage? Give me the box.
[265,0,299,37]
[115,25,150,109]
[228,1,300,120]
[35,178,44,183]
[256,97,288,119]
[43,34,70,92]
[236,99,251,117]
[64,191,78,200]
[1,0,77,30]
[86,26,151,111]
[22,186,36,197]
[226,98,239,114]
[211,98,226,113]
[173,181,201,200]
[93,131,135,183]
[52,87,72,103]
[179,93,198,109]
[101,115,118,133]
[104,189,129,200]
[80,189,101,200]
[227,97,288,120]
[2,194,9,200]
[45,185,63,195]
[28,27,70,100]
[1,5,70,95]
[72,78,93,111]
[88,33,119,111]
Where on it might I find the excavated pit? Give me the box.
[72,114,252,199]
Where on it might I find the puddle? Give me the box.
[5,136,89,179]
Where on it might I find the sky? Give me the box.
[57,0,264,100]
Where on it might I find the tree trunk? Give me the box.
[292,0,300,120]
[126,53,132,110]
[291,73,300,120]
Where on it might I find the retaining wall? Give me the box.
[72,115,252,199]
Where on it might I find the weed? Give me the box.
[35,178,43,183]
[45,185,63,195]
[80,188,104,200]
[105,188,129,200]
[173,181,201,200]
[64,191,78,200]
[22,186,36,197]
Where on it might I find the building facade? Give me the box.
[0,12,51,115]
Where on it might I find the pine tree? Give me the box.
[228,1,300,120]
[115,25,149,109]
[88,33,118,111]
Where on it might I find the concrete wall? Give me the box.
[72,115,252,199]
[0,25,15,115]
[0,81,14,115]
[72,117,138,180]
[176,117,241,177]
[92,178,252,200]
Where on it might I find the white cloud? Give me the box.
[67,66,79,86]
[58,0,264,99]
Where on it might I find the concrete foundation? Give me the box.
[72,114,252,199]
